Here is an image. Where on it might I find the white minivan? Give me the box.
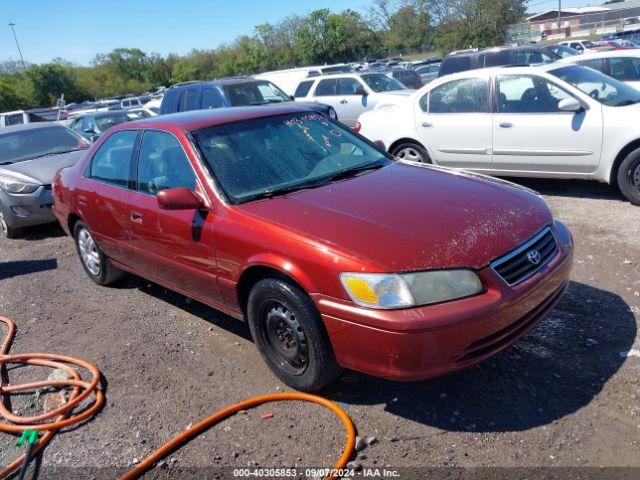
[293,73,413,128]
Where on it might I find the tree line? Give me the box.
[0,0,526,111]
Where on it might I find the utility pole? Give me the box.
[558,0,562,29]
[8,22,27,72]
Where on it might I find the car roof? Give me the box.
[169,77,270,89]
[432,63,561,82]
[445,45,547,59]
[558,49,640,61]
[0,122,63,134]
[112,104,317,132]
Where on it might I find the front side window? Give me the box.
[191,112,390,203]
[315,79,338,96]
[360,74,406,92]
[0,126,89,164]
[497,75,571,113]
[339,78,365,95]
[137,131,196,195]
[202,88,225,109]
[423,78,488,113]
[95,112,133,132]
[609,57,640,81]
[294,80,314,98]
[550,65,640,107]
[88,130,137,187]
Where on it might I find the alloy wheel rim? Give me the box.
[78,228,100,276]
[396,147,424,162]
[262,301,308,375]
[0,211,7,235]
[633,163,640,191]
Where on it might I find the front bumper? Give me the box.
[313,223,573,381]
[0,186,56,229]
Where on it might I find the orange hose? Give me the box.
[1,316,356,480]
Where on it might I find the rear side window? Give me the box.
[439,56,472,76]
[577,58,605,73]
[482,51,510,67]
[423,78,488,113]
[137,131,196,195]
[88,130,138,187]
[294,80,314,98]
[609,57,640,81]
[160,90,179,114]
[202,88,225,109]
[5,114,24,126]
[315,78,338,96]
[178,89,198,111]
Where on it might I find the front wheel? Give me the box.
[0,208,22,239]
[616,148,640,206]
[391,142,431,163]
[247,278,342,391]
[73,221,124,285]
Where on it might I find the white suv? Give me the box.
[357,63,640,205]
[293,73,413,128]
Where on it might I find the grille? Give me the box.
[491,227,557,286]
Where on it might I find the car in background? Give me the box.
[413,62,441,84]
[0,123,90,237]
[254,64,352,95]
[159,78,337,120]
[387,68,423,89]
[121,97,143,109]
[544,44,581,58]
[52,105,572,391]
[293,72,412,128]
[144,98,162,114]
[438,45,558,77]
[357,63,640,205]
[557,50,640,90]
[559,40,610,53]
[1,108,67,127]
[69,110,144,142]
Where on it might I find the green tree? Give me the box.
[0,78,25,111]
[26,63,86,106]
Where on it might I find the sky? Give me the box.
[1,0,609,65]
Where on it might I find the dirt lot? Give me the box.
[1,178,639,480]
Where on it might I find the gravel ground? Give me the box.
[0,178,639,480]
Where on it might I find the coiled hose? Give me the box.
[0,316,356,480]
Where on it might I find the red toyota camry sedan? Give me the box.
[53,106,573,391]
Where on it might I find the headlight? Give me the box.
[0,172,41,194]
[340,270,483,309]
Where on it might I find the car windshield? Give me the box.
[550,65,640,107]
[191,112,390,203]
[224,81,290,106]
[95,112,136,131]
[360,74,406,92]
[0,126,89,164]
[552,45,580,57]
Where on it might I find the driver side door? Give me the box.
[492,74,602,174]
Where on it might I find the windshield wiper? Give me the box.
[250,99,284,105]
[322,161,386,183]
[614,99,639,107]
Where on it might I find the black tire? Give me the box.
[0,208,22,239]
[391,141,431,163]
[247,278,342,391]
[616,148,640,206]
[73,221,124,285]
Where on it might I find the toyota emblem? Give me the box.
[526,249,541,265]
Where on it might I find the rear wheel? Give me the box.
[391,142,431,163]
[616,148,640,206]
[0,208,22,239]
[247,278,342,391]
[73,221,124,285]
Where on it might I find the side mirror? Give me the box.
[84,127,95,134]
[355,86,368,96]
[373,140,385,150]
[157,188,205,210]
[558,97,583,112]
[289,95,295,101]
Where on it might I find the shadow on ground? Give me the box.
[0,259,58,281]
[327,281,637,433]
[513,178,625,201]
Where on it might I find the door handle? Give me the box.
[339,99,348,104]
[131,211,143,224]
[78,195,87,206]
[499,122,513,128]
[421,122,433,128]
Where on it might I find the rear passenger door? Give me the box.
[129,129,224,305]
[415,77,492,168]
[178,88,198,112]
[77,130,139,264]
[312,78,341,120]
[335,77,369,127]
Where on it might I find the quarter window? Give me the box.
[137,131,196,195]
[315,78,338,96]
[497,75,572,113]
[88,130,138,187]
[422,78,488,113]
[294,80,314,98]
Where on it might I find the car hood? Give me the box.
[237,162,553,272]
[0,149,86,184]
